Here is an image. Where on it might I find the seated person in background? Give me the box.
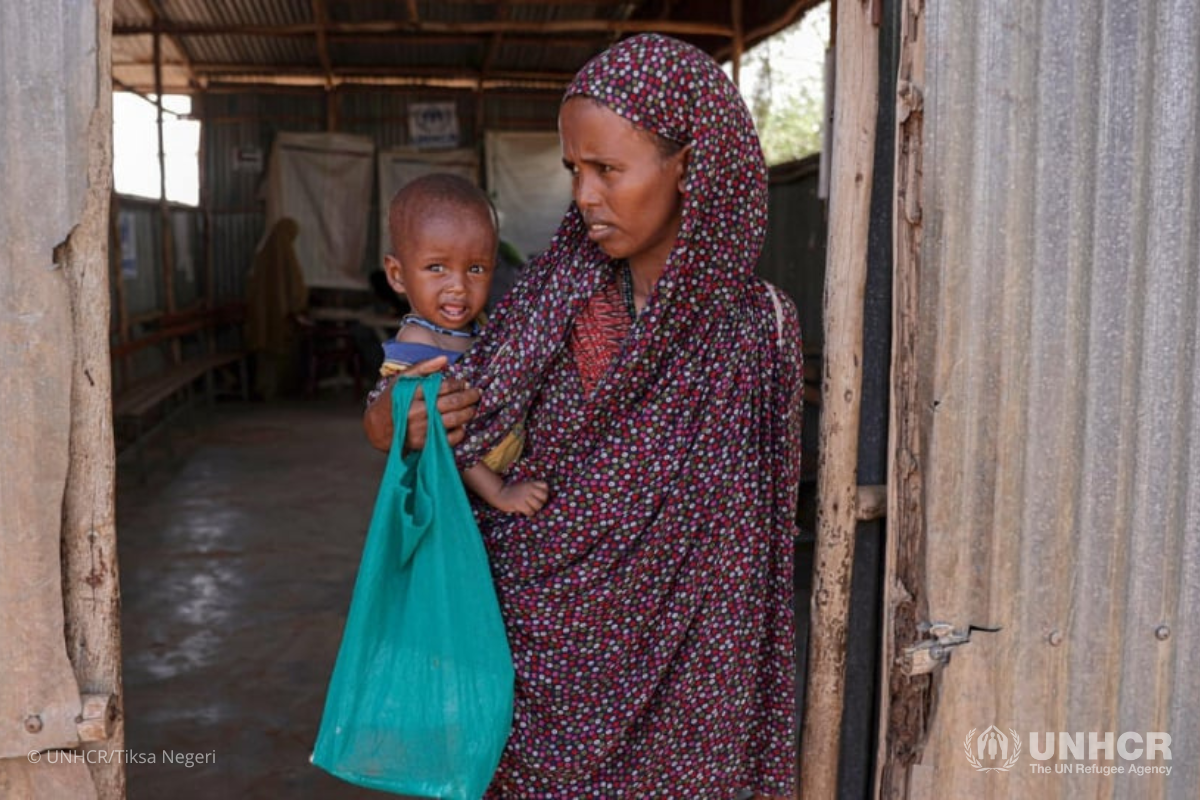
[377,173,548,518]
[245,216,309,400]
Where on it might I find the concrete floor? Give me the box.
[115,392,820,799]
[117,393,402,799]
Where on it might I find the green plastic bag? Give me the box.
[312,373,513,799]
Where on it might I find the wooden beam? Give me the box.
[198,70,571,92]
[198,92,215,313]
[799,0,878,798]
[152,24,177,318]
[311,0,338,129]
[481,1,508,81]
[311,0,334,89]
[134,0,199,86]
[325,33,481,46]
[188,62,575,83]
[62,3,127,793]
[153,28,166,205]
[114,18,734,38]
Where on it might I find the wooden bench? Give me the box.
[111,304,249,481]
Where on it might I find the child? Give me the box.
[380,173,548,517]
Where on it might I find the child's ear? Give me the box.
[383,255,406,294]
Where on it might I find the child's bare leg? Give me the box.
[462,464,549,517]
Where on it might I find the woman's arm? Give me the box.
[362,356,481,452]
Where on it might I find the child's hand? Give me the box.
[494,480,550,517]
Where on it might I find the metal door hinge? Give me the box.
[900,622,999,676]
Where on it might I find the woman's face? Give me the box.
[559,97,688,277]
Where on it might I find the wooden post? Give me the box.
[877,0,927,795]
[312,0,333,90]
[153,25,177,317]
[198,91,215,309]
[61,4,126,797]
[799,0,878,797]
[327,87,339,131]
[154,26,166,206]
[731,0,744,87]
[475,89,486,144]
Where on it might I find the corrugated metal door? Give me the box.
[880,1,1200,798]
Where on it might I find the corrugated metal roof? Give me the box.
[111,0,824,92]
[905,0,1200,797]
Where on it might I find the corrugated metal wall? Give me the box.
[908,1,1200,797]
[760,154,827,353]
[111,200,203,316]
[203,90,324,302]
[108,199,206,389]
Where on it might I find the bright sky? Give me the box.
[727,4,829,101]
[112,92,200,205]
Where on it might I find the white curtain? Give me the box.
[264,132,375,289]
[376,147,479,268]
[484,131,573,261]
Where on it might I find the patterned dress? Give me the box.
[449,34,804,799]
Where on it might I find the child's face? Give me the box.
[384,205,496,331]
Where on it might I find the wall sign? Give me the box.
[408,102,459,148]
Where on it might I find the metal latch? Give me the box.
[901,622,997,676]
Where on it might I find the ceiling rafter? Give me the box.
[311,0,334,88]
[200,70,570,92]
[133,0,199,88]
[112,18,734,39]
[481,1,509,82]
[184,61,575,85]
[320,33,605,48]
[110,0,818,94]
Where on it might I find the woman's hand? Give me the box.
[362,357,482,452]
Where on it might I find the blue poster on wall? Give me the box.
[408,102,459,149]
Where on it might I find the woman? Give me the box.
[366,34,803,799]
[245,217,308,399]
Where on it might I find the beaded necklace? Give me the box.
[401,313,481,338]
